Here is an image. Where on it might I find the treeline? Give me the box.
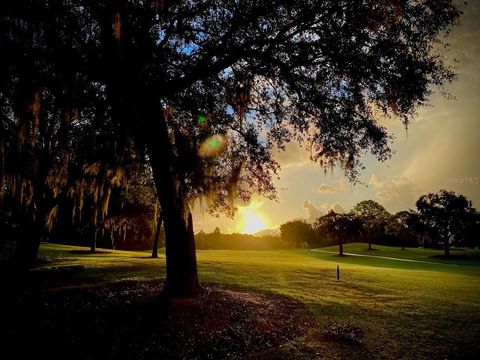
[0,163,165,259]
[279,190,480,257]
[195,228,284,250]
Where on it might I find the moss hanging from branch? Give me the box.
[29,90,41,147]
[113,12,121,43]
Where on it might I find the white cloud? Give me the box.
[368,175,422,212]
[312,178,348,194]
[302,201,325,223]
[330,203,346,214]
[274,142,311,168]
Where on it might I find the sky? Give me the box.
[193,1,480,234]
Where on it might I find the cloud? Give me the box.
[312,178,348,194]
[330,203,346,214]
[274,142,311,168]
[302,201,325,223]
[368,175,422,212]
[302,200,347,222]
[312,184,336,193]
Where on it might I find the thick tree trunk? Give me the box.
[12,186,49,270]
[12,219,42,270]
[144,97,199,298]
[151,214,163,258]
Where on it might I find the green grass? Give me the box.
[37,242,480,359]
[319,243,480,265]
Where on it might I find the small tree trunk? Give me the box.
[91,228,97,253]
[151,214,163,258]
[368,238,372,250]
[444,244,450,257]
[339,237,344,256]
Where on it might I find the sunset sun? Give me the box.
[238,199,270,234]
[241,209,268,234]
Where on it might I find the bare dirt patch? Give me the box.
[0,280,315,359]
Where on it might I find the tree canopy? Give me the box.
[0,0,461,296]
[314,211,361,255]
[416,190,478,256]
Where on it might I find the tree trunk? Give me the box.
[444,244,450,257]
[151,213,163,258]
[368,238,372,250]
[144,97,199,298]
[338,237,344,256]
[12,187,49,270]
[91,228,97,253]
[12,218,42,270]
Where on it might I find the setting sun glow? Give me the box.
[238,199,270,234]
[241,209,268,234]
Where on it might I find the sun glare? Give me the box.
[241,209,267,234]
[239,199,270,234]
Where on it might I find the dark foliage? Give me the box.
[314,211,362,255]
[416,190,479,256]
[196,230,284,250]
[0,0,461,295]
[280,220,317,248]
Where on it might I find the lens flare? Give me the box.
[198,134,227,157]
[197,114,207,125]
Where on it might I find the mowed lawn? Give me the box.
[36,242,480,359]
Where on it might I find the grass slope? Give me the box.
[33,242,480,359]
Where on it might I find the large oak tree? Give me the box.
[416,190,478,257]
[0,0,460,297]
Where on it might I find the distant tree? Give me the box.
[0,1,461,296]
[195,230,284,250]
[351,200,390,250]
[195,230,207,249]
[280,220,316,248]
[401,211,432,248]
[385,210,418,250]
[416,190,477,257]
[314,211,362,256]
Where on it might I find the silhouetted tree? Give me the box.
[279,220,316,248]
[0,0,461,296]
[385,210,418,250]
[416,190,477,257]
[315,211,362,255]
[352,200,390,250]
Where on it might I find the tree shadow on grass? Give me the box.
[69,250,111,255]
